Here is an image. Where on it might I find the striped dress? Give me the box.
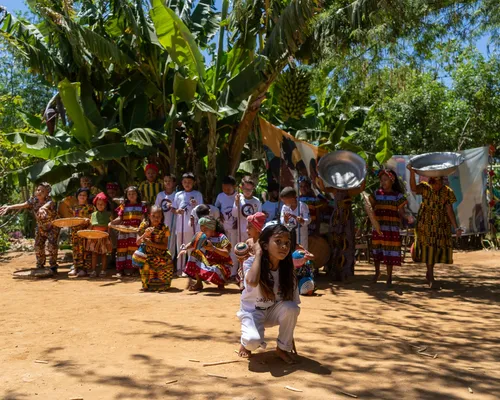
[415,182,457,265]
[371,189,407,266]
[115,202,147,271]
[185,233,232,285]
[139,180,163,205]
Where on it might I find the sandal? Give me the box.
[188,283,203,291]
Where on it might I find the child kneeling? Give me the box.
[237,223,300,364]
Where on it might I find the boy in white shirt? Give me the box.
[261,183,281,223]
[215,176,238,273]
[232,176,262,243]
[279,186,310,250]
[173,173,203,276]
[155,174,177,256]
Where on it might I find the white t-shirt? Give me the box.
[173,190,203,233]
[240,256,300,312]
[155,191,176,230]
[280,202,310,248]
[215,192,237,231]
[190,204,220,231]
[262,200,281,222]
[232,195,262,235]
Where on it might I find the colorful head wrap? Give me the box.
[92,192,108,206]
[199,217,217,231]
[248,212,266,232]
[38,182,52,193]
[106,182,119,190]
[378,169,396,182]
[145,163,159,174]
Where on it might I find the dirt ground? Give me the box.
[0,250,499,400]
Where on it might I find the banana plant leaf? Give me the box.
[4,132,72,160]
[124,128,168,149]
[58,79,96,147]
[173,72,198,103]
[227,55,269,102]
[150,0,206,80]
[375,121,393,164]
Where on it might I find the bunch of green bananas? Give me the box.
[276,68,311,121]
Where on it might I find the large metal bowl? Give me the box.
[317,150,366,190]
[409,152,464,177]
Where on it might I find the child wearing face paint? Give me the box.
[110,186,148,278]
[182,216,232,291]
[68,188,95,277]
[139,163,163,205]
[370,169,409,286]
[0,182,60,273]
[237,223,300,365]
[136,206,174,291]
[86,192,113,277]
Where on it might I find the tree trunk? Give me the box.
[228,81,273,175]
[206,113,218,203]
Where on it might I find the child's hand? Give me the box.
[252,240,262,256]
[406,215,415,225]
[145,227,154,237]
[284,213,291,223]
[406,163,414,171]
[177,208,185,215]
[38,208,48,219]
[297,216,305,225]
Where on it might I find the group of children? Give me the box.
[0,162,461,363]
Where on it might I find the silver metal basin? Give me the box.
[317,150,366,190]
[409,152,464,177]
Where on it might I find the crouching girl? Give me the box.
[237,223,300,364]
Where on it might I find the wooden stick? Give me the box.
[165,380,178,385]
[34,360,49,364]
[203,360,241,367]
[418,352,436,358]
[188,359,200,362]
[468,387,473,393]
[339,391,358,398]
[285,386,303,392]
[207,373,227,379]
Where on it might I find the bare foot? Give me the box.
[276,347,297,365]
[189,282,203,291]
[372,273,380,283]
[217,284,225,290]
[238,344,251,358]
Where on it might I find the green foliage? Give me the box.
[0,231,10,254]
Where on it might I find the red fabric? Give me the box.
[92,192,108,206]
[247,212,266,232]
[144,163,159,173]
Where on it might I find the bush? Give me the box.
[0,231,11,254]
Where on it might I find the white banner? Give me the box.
[387,147,489,234]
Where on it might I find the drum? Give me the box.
[77,230,109,240]
[298,277,315,296]
[308,235,330,269]
[191,232,208,250]
[52,217,88,228]
[132,245,147,269]
[234,242,250,258]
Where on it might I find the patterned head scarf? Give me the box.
[38,182,52,193]
[378,169,396,182]
[106,182,119,190]
[199,217,217,231]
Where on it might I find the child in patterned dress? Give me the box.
[0,183,60,273]
[136,206,174,291]
[68,188,95,277]
[110,186,147,278]
[370,170,410,286]
[86,192,113,277]
[182,217,232,291]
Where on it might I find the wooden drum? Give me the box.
[308,235,331,269]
